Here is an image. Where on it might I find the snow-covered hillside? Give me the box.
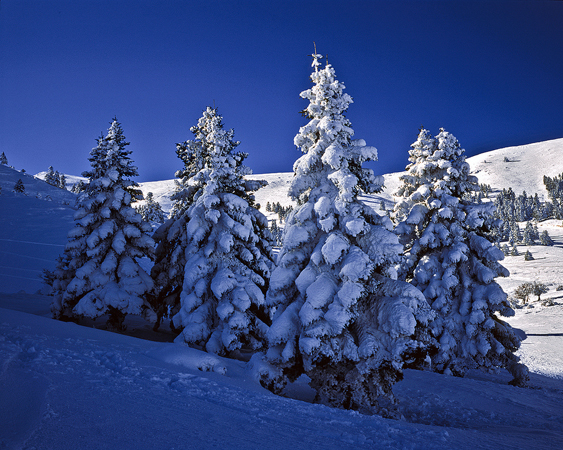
[2,138,563,449]
[467,137,563,197]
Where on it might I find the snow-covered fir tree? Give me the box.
[51,119,155,329]
[393,127,528,386]
[262,52,434,416]
[0,151,7,165]
[45,166,59,187]
[135,192,165,224]
[524,250,534,261]
[539,229,554,246]
[71,180,87,194]
[153,107,275,356]
[59,173,67,190]
[151,107,269,332]
[522,222,536,246]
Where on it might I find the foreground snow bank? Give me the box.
[1,296,562,449]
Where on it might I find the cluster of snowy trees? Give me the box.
[495,184,563,224]
[265,201,294,222]
[45,166,67,189]
[135,192,166,224]
[49,52,528,417]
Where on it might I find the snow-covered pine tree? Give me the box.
[51,119,155,329]
[154,107,274,357]
[263,52,434,416]
[45,166,58,186]
[523,222,536,246]
[135,192,166,224]
[0,152,7,165]
[539,230,554,246]
[151,108,270,333]
[393,127,528,386]
[59,173,67,190]
[71,180,87,194]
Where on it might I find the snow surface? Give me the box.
[1,139,562,448]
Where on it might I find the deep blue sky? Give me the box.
[1,1,562,182]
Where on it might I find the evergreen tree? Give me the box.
[51,119,155,329]
[539,230,554,246]
[509,221,522,245]
[59,173,67,190]
[522,222,536,246]
[511,245,520,256]
[264,52,433,416]
[151,108,270,332]
[0,151,7,165]
[45,166,58,186]
[393,127,528,386]
[524,250,534,261]
[153,107,275,356]
[135,192,166,224]
[14,179,25,193]
[71,180,87,194]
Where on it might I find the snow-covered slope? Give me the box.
[2,138,563,449]
[467,137,563,197]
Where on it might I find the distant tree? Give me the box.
[51,119,155,329]
[14,179,25,193]
[71,180,87,194]
[479,183,491,198]
[539,230,554,246]
[514,283,533,305]
[501,243,511,256]
[59,173,67,190]
[135,192,165,224]
[45,166,59,186]
[524,250,534,261]
[0,151,7,165]
[269,219,282,246]
[511,245,520,256]
[531,281,549,302]
[509,221,522,245]
[522,222,536,246]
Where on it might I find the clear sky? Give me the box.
[1,0,562,182]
